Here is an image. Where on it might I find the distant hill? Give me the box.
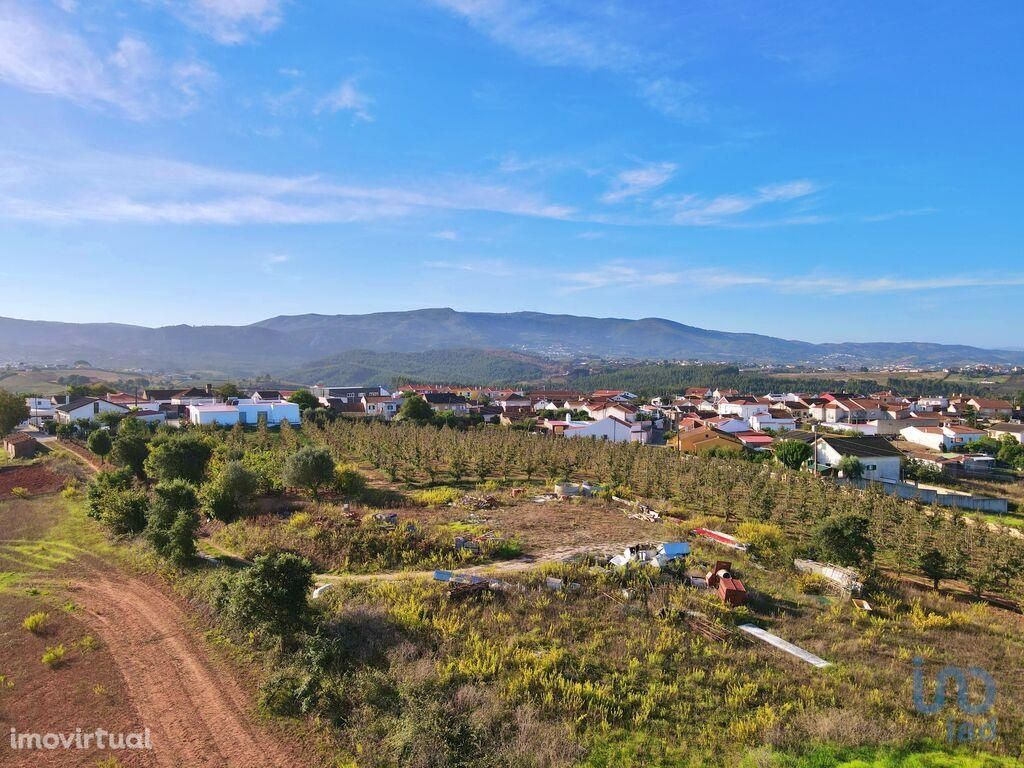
[1,309,1021,375]
[285,348,564,388]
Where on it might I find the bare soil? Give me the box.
[67,571,300,767]
[0,464,65,498]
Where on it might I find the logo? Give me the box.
[912,657,996,743]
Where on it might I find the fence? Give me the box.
[835,477,1009,513]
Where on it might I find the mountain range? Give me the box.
[1,309,1021,375]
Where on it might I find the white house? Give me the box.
[813,435,904,482]
[362,395,400,420]
[749,411,797,432]
[702,416,750,434]
[716,396,767,422]
[988,423,1024,445]
[55,397,129,425]
[25,397,55,424]
[564,416,651,444]
[583,401,637,422]
[900,424,987,452]
[188,404,241,426]
[423,392,470,414]
[189,400,300,427]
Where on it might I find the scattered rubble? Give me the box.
[311,583,334,600]
[692,528,748,551]
[608,541,690,568]
[460,494,498,510]
[739,624,831,668]
[706,560,747,606]
[794,559,864,596]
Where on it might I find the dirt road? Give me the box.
[71,573,296,768]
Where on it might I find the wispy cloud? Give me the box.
[0,149,576,225]
[654,179,820,226]
[261,252,290,273]
[430,0,706,123]
[861,207,937,223]
[316,77,373,122]
[425,259,514,277]
[556,264,1024,295]
[171,0,285,45]
[432,230,459,240]
[0,3,214,119]
[557,264,683,293]
[602,161,677,204]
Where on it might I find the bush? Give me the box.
[736,522,785,566]
[10,486,29,498]
[334,464,366,498]
[412,486,461,507]
[144,433,213,485]
[202,461,258,522]
[282,446,335,501]
[227,552,314,648]
[41,644,66,667]
[147,479,200,564]
[795,573,830,595]
[22,612,48,634]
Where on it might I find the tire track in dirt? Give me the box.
[71,573,294,767]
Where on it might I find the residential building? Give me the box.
[813,435,904,482]
[310,385,388,400]
[987,422,1024,445]
[671,427,745,454]
[55,397,129,425]
[4,432,40,459]
[900,424,987,451]
[362,395,400,420]
[564,415,651,443]
[423,392,470,414]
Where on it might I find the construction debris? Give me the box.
[545,576,581,592]
[613,496,661,522]
[460,494,498,510]
[794,559,864,596]
[692,528,749,552]
[706,561,747,606]
[311,583,333,600]
[738,624,831,668]
[453,536,482,553]
[852,598,873,612]
[609,541,690,568]
[372,512,399,527]
[433,569,522,599]
[554,482,601,497]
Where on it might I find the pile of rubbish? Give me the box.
[460,494,498,510]
[433,569,522,599]
[793,559,864,596]
[612,496,661,522]
[608,541,690,569]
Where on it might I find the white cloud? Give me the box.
[0,149,576,225]
[425,260,515,277]
[432,230,459,240]
[602,161,677,204]
[557,264,1024,295]
[0,4,214,119]
[654,179,820,226]
[261,252,290,273]
[638,78,708,124]
[430,0,705,122]
[175,0,284,45]
[316,78,373,122]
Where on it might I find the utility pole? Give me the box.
[812,423,818,475]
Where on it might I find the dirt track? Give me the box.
[71,573,295,767]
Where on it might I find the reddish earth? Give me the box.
[0,464,65,498]
[67,571,301,767]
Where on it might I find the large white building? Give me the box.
[813,435,904,482]
[900,424,987,452]
[188,399,300,427]
[55,397,129,425]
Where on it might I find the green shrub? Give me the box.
[10,486,29,498]
[412,486,461,507]
[41,644,66,667]
[22,612,48,634]
[795,573,830,595]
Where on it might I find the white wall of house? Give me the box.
[815,443,902,482]
[749,414,796,432]
[564,417,634,443]
[900,426,946,451]
[189,406,240,426]
[57,400,128,424]
[237,401,300,426]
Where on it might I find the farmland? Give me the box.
[4,422,1024,767]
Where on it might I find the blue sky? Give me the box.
[0,1,1021,347]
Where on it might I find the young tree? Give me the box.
[228,552,314,649]
[774,440,812,470]
[86,469,148,536]
[86,429,113,463]
[144,433,213,485]
[836,456,864,479]
[202,461,258,522]
[0,390,29,434]
[919,548,948,590]
[288,389,319,411]
[398,395,435,424]
[282,446,335,500]
[216,382,241,399]
[147,479,200,564]
[111,433,150,479]
[813,511,875,566]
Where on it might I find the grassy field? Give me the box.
[0,367,129,394]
